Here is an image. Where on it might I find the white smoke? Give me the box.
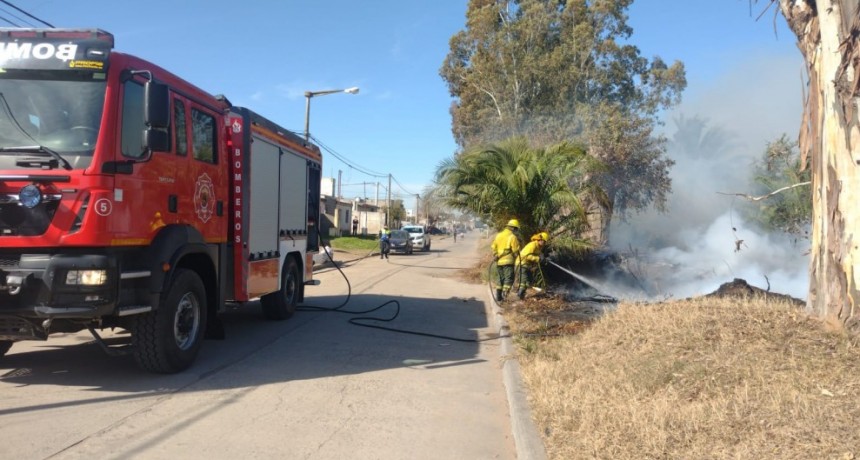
[608,51,809,301]
[642,212,808,300]
[609,116,809,301]
[610,160,810,301]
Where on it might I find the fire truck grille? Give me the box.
[0,201,60,236]
[0,255,19,268]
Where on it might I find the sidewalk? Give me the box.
[486,276,548,460]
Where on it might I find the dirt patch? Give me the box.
[704,277,806,306]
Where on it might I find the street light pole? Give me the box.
[304,87,360,141]
[415,194,420,225]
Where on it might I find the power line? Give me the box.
[310,134,387,178]
[0,6,38,27]
[0,13,21,26]
[313,136,386,178]
[391,175,417,196]
[308,133,419,198]
[0,0,54,27]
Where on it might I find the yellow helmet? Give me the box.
[531,232,549,242]
[506,219,520,229]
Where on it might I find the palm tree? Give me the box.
[434,136,606,253]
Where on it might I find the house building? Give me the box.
[319,177,386,237]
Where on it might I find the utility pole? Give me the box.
[375,182,380,234]
[415,194,420,225]
[337,170,342,199]
[387,174,392,228]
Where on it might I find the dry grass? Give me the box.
[503,294,600,337]
[458,252,495,284]
[511,294,860,459]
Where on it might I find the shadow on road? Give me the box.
[0,292,495,410]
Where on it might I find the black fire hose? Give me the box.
[301,235,506,342]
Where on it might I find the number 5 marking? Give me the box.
[94,198,112,216]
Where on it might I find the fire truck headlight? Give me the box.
[19,184,42,208]
[66,269,107,286]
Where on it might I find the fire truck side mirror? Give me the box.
[144,81,170,153]
[144,81,169,129]
[145,129,169,153]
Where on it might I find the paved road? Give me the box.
[0,232,515,460]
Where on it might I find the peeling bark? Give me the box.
[777,0,860,330]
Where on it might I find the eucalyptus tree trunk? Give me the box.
[778,0,860,329]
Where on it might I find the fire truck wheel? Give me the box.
[0,341,12,357]
[261,257,299,320]
[132,268,207,373]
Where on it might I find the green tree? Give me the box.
[745,134,811,237]
[434,136,606,253]
[440,0,685,243]
[384,200,407,228]
[584,104,675,243]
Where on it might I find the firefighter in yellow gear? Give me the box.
[516,232,549,299]
[491,219,522,301]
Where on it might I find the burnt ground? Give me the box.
[501,252,806,338]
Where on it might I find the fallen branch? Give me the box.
[718,181,811,202]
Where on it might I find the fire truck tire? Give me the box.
[261,257,299,320]
[0,341,12,357]
[132,268,207,373]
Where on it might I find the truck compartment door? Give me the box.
[246,136,280,297]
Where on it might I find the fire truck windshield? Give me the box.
[0,70,106,170]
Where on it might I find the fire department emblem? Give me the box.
[232,120,242,133]
[194,173,216,223]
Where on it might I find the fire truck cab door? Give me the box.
[112,78,226,243]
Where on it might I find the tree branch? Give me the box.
[473,83,504,121]
[718,181,811,201]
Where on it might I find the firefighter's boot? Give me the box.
[517,288,526,300]
[495,289,503,302]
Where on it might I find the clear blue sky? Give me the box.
[23,1,802,206]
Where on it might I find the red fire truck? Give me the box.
[0,29,323,373]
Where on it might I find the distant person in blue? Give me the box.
[379,225,391,259]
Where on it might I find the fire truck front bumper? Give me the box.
[0,253,119,321]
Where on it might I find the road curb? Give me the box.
[488,286,548,460]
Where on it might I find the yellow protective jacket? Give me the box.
[491,228,521,266]
[517,240,542,267]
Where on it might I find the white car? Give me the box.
[401,225,431,251]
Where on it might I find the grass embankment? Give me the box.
[407,242,860,457]
[507,293,860,459]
